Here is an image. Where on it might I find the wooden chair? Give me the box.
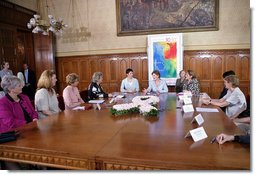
[57,96,65,111]
[238,94,250,118]
[80,90,89,102]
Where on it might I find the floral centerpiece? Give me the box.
[110,96,159,116]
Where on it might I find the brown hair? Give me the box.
[224,75,239,88]
[179,70,185,77]
[152,70,160,78]
[187,70,196,79]
[37,70,56,93]
[66,73,79,85]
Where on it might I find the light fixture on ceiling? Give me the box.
[27,0,67,35]
[61,0,91,43]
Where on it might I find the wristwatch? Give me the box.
[233,135,240,142]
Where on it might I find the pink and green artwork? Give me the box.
[148,33,183,85]
[153,41,177,78]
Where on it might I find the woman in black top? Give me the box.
[175,70,186,93]
[88,72,113,100]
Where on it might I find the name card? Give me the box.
[96,103,101,110]
[178,95,185,101]
[191,114,204,126]
[183,97,192,105]
[185,127,208,142]
[109,98,115,104]
[184,91,192,97]
[182,104,194,113]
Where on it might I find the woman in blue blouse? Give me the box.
[143,70,168,94]
[120,68,139,93]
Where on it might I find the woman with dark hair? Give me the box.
[182,70,200,95]
[0,75,38,133]
[88,72,112,100]
[35,70,60,119]
[120,68,139,93]
[143,70,168,94]
[175,70,186,93]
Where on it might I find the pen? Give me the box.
[210,136,216,144]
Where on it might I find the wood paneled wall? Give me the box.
[56,49,250,98]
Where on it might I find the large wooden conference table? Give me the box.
[0,93,250,170]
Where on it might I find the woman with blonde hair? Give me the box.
[202,75,246,119]
[35,70,60,119]
[63,73,85,110]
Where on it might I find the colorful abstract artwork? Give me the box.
[147,33,183,85]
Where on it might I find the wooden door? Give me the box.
[0,23,16,73]
[33,33,55,81]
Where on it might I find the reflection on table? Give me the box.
[0,93,250,170]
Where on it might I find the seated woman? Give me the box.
[0,75,38,133]
[63,73,85,110]
[202,75,247,119]
[143,70,168,94]
[120,68,139,93]
[88,72,112,100]
[175,70,186,93]
[0,81,4,99]
[182,70,200,95]
[35,70,61,119]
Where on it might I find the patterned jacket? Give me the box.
[183,78,200,95]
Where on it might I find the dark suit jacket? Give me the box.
[21,69,36,100]
[22,69,36,88]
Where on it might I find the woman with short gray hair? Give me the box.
[0,75,38,133]
[88,72,112,100]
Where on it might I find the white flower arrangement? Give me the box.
[132,95,159,105]
[111,96,159,116]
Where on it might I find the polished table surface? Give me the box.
[0,93,250,170]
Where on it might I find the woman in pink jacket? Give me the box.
[63,73,85,110]
[0,75,38,133]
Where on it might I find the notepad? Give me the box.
[88,100,105,104]
[196,107,218,112]
[72,106,85,111]
[116,95,125,98]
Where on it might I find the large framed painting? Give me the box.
[116,0,219,36]
[147,33,183,85]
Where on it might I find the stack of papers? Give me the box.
[116,95,124,98]
[72,106,85,111]
[196,107,218,112]
[88,100,105,104]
